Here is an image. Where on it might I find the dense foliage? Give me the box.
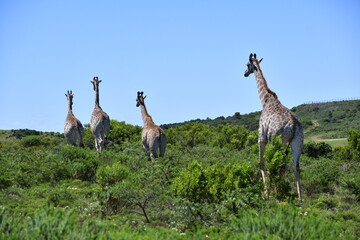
[163,100,360,140]
[0,120,359,239]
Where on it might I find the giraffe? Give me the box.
[90,77,110,152]
[244,53,303,200]
[136,91,166,159]
[64,90,84,147]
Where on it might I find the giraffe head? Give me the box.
[90,76,102,91]
[136,91,146,107]
[65,90,74,108]
[244,53,263,77]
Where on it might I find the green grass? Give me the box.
[305,137,348,148]
[1,104,360,239]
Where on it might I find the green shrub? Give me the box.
[108,120,142,145]
[96,162,130,186]
[303,141,333,159]
[302,158,341,196]
[334,130,360,161]
[212,125,250,150]
[166,123,253,150]
[0,207,76,239]
[342,175,360,201]
[59,147,98,181]
[231,204,352,239]
[82,124,95,150]
[47,187,75,207]
[172,160,256,204]
[264,137,293,200]
[167,122,214,148]
[348,130,360,152]
[20,135,52,148]
[97,160,170,223]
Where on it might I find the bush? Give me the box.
[342,174,360,201]
[96,162,130,187]
[263,138,294,200]
[59,147,98,181]
[172,160,256,204]
[303,141,333,159]
[108,120,142,145]
[334,130,360,161]
[167,122,214,148]
[97,159,170,223]
[302,158,341,195]
[166,122,252,150]
[348,130,360,152]
[20,135,53,148]
[212,125,250,150]
[230,204,352,239]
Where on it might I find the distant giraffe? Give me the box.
[136,91,166,159]
[64,90,84,147]
[90,77,110,152]
[244,53,303,200]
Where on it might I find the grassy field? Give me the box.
[0,100,359,239]
[306,137,348,148]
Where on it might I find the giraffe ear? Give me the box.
[259,58,263,63]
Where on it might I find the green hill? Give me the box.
[292,100,360,139]
[162,100,360,143]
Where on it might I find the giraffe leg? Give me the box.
[95,137,103,152]
[94,139,99,151]
[294,161,302,201]
[259,140,268,198]
[150,141,159,159]
[291,140,302,201]
[79,138,85,148]
[159,134,166,158]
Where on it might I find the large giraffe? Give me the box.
[136,91,166,159]
[90,77,110,152]
[244,53,303,200]
[64,90,84,147]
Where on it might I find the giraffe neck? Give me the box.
[254,63,278,107]
[68,101,73,113]
[94,87,100,108]
[140,104,154,127]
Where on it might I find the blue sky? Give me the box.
[1,0,359,132]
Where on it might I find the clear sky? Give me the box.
[1,0,359,133]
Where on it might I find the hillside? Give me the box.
[162,100,360,141]
[292,100,360,139]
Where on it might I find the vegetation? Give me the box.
[163,100,360,142]
[0,100,359,239]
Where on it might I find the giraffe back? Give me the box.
[64,113,84,146]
